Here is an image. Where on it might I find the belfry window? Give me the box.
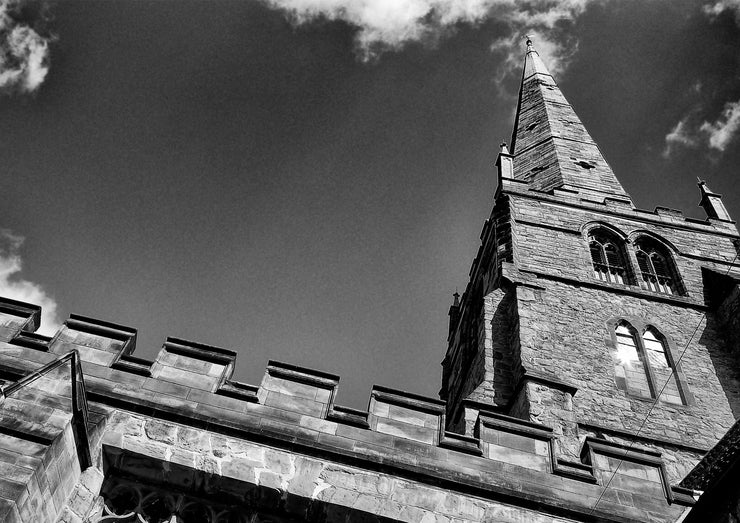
[589,231,629,284]
[635,238,681,295]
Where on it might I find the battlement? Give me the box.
[0,296,695,521]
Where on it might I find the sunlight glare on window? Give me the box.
[615,324,640,366]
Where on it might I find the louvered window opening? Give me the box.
[589,236,627,284]
[636,246,675,295]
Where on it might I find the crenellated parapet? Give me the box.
[0,296,698,522]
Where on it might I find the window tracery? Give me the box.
[634,238,681,295]
[588,231,630,284]
[585,228,686,296]
[614,322,651,398]
[611,320,691,406]
[643,328,669,369]
[93,478,291,523]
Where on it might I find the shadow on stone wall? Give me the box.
[491,286,520,412]
[701,266,740,421]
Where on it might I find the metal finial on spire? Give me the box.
[697,177,713,193]
[525,34,535,51]
[500,142,510,155]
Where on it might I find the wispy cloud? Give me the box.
[0,229,60,335]
[663,3,740,158]
[489,0,594,79]
[703,0,740,23]
[700,100,740,152]
[663,99,740,158]
[0,0,52,95]
[264,0,600,69]
[663,118,699,158]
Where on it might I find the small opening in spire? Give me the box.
[574,160,596,170]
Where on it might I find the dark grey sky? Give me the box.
[2,0,739,408]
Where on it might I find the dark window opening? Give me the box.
[589,231,630,285]
[574,160,596,169]
[634,238,681,295]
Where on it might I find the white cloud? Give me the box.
[264,0,600,67]
[0,229,60,335]
[663,99,740,158]
[662,118,699,158]
[700,99,740,152]
[703,0,740,23]
[0,0,51,94]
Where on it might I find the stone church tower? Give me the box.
[441,39,740,482]
[0,40,739,523]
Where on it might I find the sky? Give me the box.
[1,0,739,409]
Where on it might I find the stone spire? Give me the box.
[509,37,632,202]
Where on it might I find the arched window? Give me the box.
[642,327,685,405]
[614,322,651,398]
[612,321,691,406]
[643,328,669,369]
[589,231,630,284]
[634,238,681,295]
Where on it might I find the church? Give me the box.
[0,39,738,522]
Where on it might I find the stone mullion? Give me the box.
[623,239,641,288]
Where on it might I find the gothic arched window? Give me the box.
[589,230,630,284]
[612,321,692,406]
[614,322,651,398]
[634,238,681,295]
[641,327,686,405]
[643,328,669,369]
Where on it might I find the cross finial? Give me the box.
[525,34,535,50]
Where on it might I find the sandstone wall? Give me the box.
[0,300,695,522]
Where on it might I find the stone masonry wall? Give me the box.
[0,300,695,522]
[507,191,738,295]
[473,183,740,483]
[0,370,86,523]
[512,273,737,481]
